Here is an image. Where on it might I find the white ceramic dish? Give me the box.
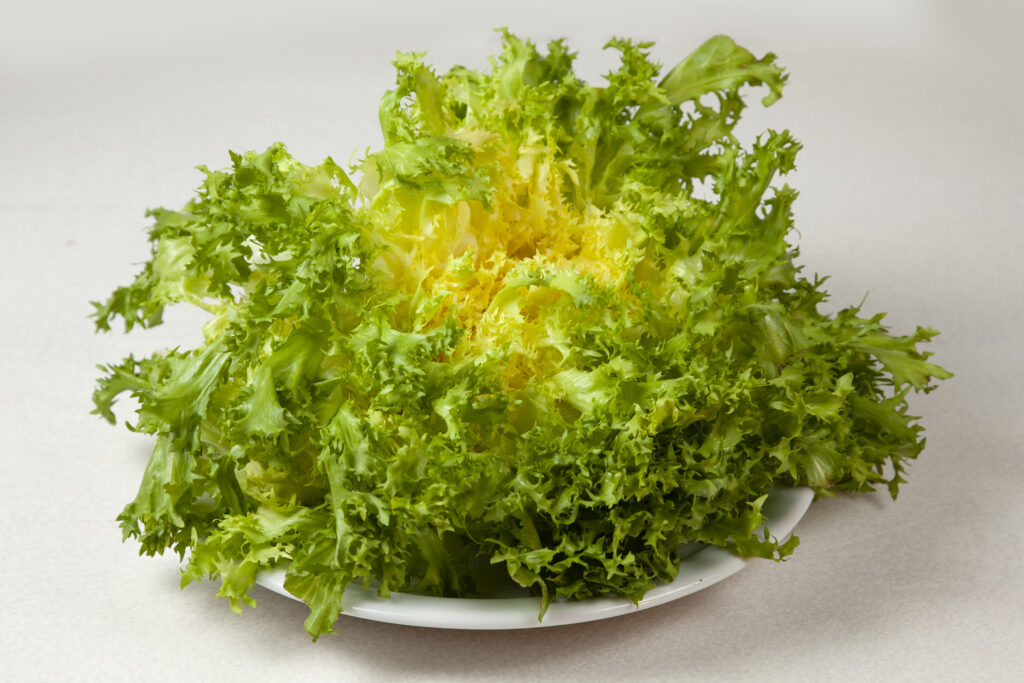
[254,487,814,630]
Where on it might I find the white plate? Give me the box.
[255,487,814,630]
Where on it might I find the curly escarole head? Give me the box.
[93,32,949,640]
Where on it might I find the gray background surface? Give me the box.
[2,1,1021,680]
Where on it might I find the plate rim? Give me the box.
[253,486,814,630]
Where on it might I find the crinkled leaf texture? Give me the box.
[94,31,950,640]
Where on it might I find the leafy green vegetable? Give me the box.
[93,31,950,639]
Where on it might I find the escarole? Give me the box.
[94,31,950,639]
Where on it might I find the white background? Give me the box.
[2,1,1022,680]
